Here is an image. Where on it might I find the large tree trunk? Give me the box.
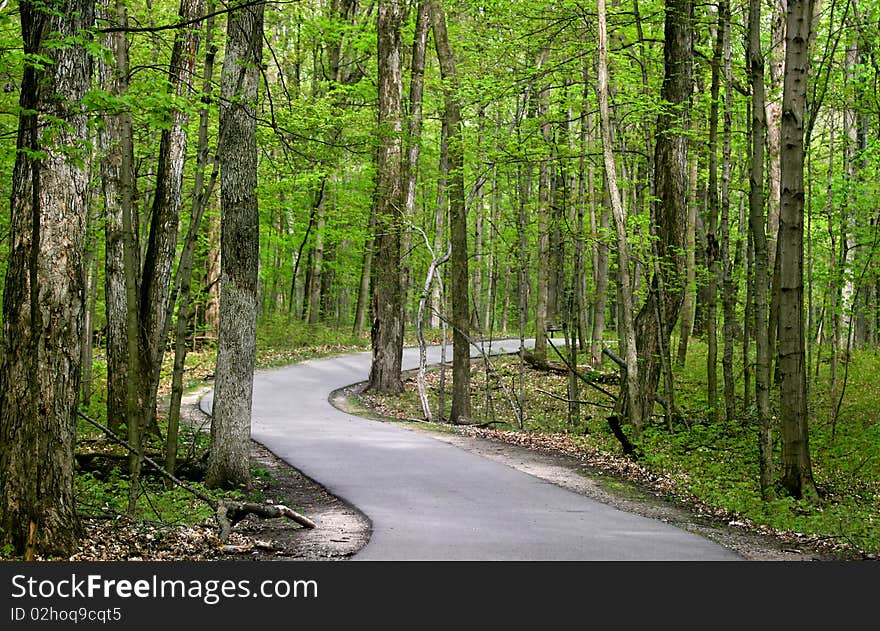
[368,0,406,392]
[777,0,817,500]
[0,0,94,557]
[627,0,692,429]
[430,0,471,423]
[206,0,264,490]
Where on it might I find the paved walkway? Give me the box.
[200,340,741,560]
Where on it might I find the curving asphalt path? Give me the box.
[200,340,741,560]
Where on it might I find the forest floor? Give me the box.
[68,389,370,562]
[70,381,856,562]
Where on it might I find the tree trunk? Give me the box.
[81,229,99,408]
[132,0,204,506]
[0,0,94,556]
[166,11,218,479]
[766,0,787,277]
[206,0,264,490]
[430,0,471,423]
[205,212,221,337]
[598,0,643,439]
[353,206,375,334]
[720,0,736,424]
[431,120,449,330]
[100,0,137,437]
[533,49,552,364]
[748,0,773,498]
[306,191,326,324]
[405,0,430,222]
[628,0,692,428]
[706,9,723,420]
[368,0,406,392]
[777,0,817,500]
[677,155,698,365]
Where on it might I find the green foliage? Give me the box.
[255,316,369,367]
[74,468,215,524]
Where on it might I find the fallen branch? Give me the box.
[545,337,617,400]
[535,388,613,410]
[77,411,315,543]
[216,502,316,542]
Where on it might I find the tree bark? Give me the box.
[627,0,692,429]
[720,0,736,424]
[430,0,471,423]
[367,0,406,392]
[598,0,643,438]
[677,155,698,365]
[706,8,723,419]
[167,10,218,479]
[533,48,552,364]
[431,120,449,330]
[0,0,94,556]
[132,0,204,507]
[100,0,137,437]
[777,0,817,500]
[748,0,774,498]
[206,0,264,490]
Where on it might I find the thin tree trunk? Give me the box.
[166,11,218,478]
[100,0,137,436]
[720,0,736,424]
[205,212,221,336]
[353,207,375,333]
[402,0,431,330]
[677,154,698,365]
[533,49,551,364]
[430,0,470,422]
[706,10,723,420]
[81,228,99,408]
[766,0,786,276]
[598,0,642,437]
[431,120,449,329]
[826,127,840,437]
[132,0,204,510]
[306,192,326,324]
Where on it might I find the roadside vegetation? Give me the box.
[360,337,880,559]
[0,322,370,561]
